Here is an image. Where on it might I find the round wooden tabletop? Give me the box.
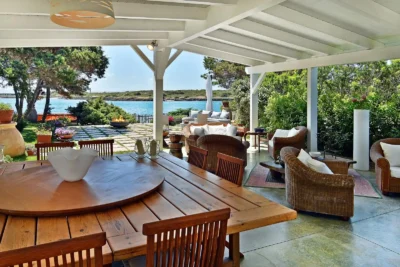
[0,159,165,216]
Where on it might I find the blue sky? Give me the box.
[90,46,211,92]
[2,45,213,93]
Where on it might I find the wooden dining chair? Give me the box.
[35,142,75,161]
[79,139,114,157]
[215,152,245,186]
[143,208,230,267]
[188,145,208,170]
[0,232,106,267]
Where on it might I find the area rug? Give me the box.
[246,164,381,198]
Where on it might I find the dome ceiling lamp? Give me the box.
[50,0,116,29]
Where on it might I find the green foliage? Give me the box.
[16,118,28,132]
[67,97,136,125]
[230,77,250,127]
[167,108,191,116]
[0,102,12,110]
[202,57,247,89]
[3,155,13,163]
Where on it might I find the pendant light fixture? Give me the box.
[50,0,115,29]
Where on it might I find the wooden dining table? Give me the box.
[0,152,297,266]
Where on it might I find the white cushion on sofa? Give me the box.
[207,125,227,135]
[202,110,212,117]
[190,110,200,119]
[190,125,206,134]
[288,128,300,137]
[272,129,290,140]
[297,149,312,166]
[220,110,230,119]
[380,143,400,167]
[307,158,333,174]
[211,111,221,118]
[226,124,237,137]
[391,167,400,178]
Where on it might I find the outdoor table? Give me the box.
[0,152,297,266]
[244,131,268,153]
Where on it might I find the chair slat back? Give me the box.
[35,142,75,161]
[188,145,208,170]
[143,208,230,267]
[215,153,245,186]
[0,233,106,267]
[78,140,114,157]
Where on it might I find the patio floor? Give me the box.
[81,124,400,266]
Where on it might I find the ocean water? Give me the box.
[0,98,223,115]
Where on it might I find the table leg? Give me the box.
[229,233,241,267]
[258,135,261,153]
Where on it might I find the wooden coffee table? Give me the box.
[260,160,285,180]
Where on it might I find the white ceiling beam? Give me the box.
[0,40,149,48]
[131,45,155,72]
[263,5,384,49]
[337,0,400,26]
[0,15,185,32]
[168,0,286,47]
[167,50,183,67]
[0,31,168,40]
[147,0,238,5]
[230,19,341,56]
[176,43,264,66]
[246,45,400,74]
[0,0,208,21]
[205,29,309,59]
[188,37,285,63]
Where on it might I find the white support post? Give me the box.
[307,67,318,152]
[250,73,262,147]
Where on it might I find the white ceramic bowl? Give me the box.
[48,148,98,182]
[309,151,322,158]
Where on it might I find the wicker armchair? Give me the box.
[370,138,400,195]
[197,135,249,173]
[268,126,307,159]
[281,147,354,219]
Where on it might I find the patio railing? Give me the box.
[136,114,153,123]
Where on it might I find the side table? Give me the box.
[169,134,183,159]
[260,161,285,180]
[244,131,268,153]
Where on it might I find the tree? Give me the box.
[202,57,247,89]
[0,47,109,122]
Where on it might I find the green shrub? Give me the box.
[0,102,12,110]
[67,97,136,125]
[168,108,191,116]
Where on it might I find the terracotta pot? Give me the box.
[57,134,74,139]
[222,101,230,108]
[27,150,35,156]
[37,134,52,143]
[169,134,183,143]
[0,110,14,123]
[0,123,25,157]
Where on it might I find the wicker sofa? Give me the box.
[370,138,400,195]
[281,147,355,219]
[268,126,307,160]
[197,135,249,173]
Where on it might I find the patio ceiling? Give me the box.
[2,0,400,70]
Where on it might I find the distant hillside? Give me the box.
[75,89,233,101]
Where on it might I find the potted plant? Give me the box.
[222,101,230,108]
[55,128,76,139]
[36,124,53,143]
[0,103,14,124]
[25,144,36,156]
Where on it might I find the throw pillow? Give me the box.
[193,127,205,137]
[307,158,334,174]
[288,128,300,137]
[190,125,205,134]
[190,110,200,119]
[202,110,212,117]
[297,149,312,166]
[211,111,222,118]
[380,143,400,167]
[390,167,400,178]
[207,125,227,135]
[272,129,290,140]
[220,110,230,119]
[226,124,237,137]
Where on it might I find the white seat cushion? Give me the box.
[272,129,290,141]
[307,158,334,174]
[380,143,400,167]
[390,167,400,178]
[206,125,227,135]
[190,125,207,135]
[297,149,312,166]
[226,124,237,137]
[288,128,300,137]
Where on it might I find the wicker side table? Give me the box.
[169,134,183,159]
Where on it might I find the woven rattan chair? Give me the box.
[188,145,208,170]
[35,142,75,160]
[143,208,230,267]
[216,153,245,186]
[79,139,114,157]
[370,138,400,195]
[268,126,307,160]
[197,135,249,173]
[281,147,354,220]
[0,232,106,267]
